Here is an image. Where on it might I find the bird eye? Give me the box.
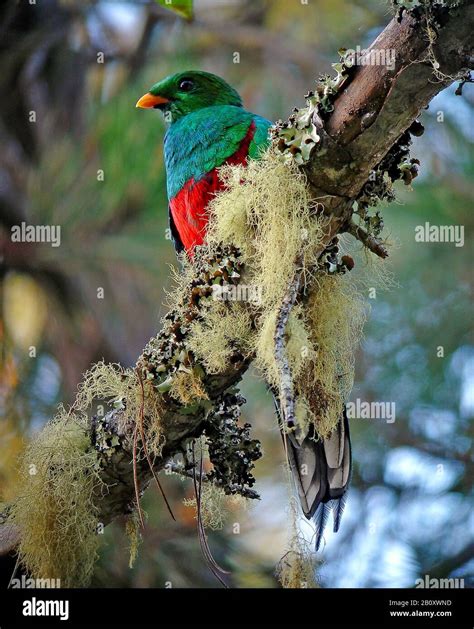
[178,79,194,92]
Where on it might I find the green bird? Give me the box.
[136,70,270,255]
[137,70,351,549]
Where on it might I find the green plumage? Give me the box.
[164,105,270,199]
[139,70,271,251]
[143,71,270,199]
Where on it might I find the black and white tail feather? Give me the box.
[275,396,352,551]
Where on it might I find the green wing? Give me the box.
[249,114,272,160]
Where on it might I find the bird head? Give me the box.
[136,71,242,122]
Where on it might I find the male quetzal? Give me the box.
[136,70,351,548]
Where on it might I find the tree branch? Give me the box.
[346,220,389,258]
[274,252,305,429]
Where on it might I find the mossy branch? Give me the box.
[1,0,472,584]
[274,252,305,430]
[346,220,389,259]
[305,0,473,223]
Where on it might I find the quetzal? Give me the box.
[136,70,351,548]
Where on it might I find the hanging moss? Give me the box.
[298,273,367,438]
[125,510,142,569]
[181,149,367,438]
[276,497,321,589]
[187,301,255,374]
[184,480,246,531]
[168,369,209,405]
[10,411,104,587]
[9,360,167,586]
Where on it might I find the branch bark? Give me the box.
[1,1,473,557]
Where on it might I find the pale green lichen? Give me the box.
[10,411,104,587]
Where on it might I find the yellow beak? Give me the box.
[135,93,170,109]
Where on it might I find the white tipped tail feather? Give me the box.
[277,401,352,551]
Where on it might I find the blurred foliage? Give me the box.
[156,0,194,20]
[0,0,472,588]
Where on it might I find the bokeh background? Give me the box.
[0,0,472,588]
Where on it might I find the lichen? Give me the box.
[184,482,246,531]
[255,305,315,389]
[10,411,105,587]
[276,498,321,588]
[187,301,255,374]
[200,149,364,438]
[207,151,325,313]
[139,244,247,392]
[77,361,165,458]
[125,510,142,569]
[392,0,467,84]
[392,0,462,19]
[8,360,166,586]
[270,52,355,165]
[204,391,261,495]
[298,273,367,437]
[168,369,209,405]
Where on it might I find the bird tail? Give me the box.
[277,399,352,550]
